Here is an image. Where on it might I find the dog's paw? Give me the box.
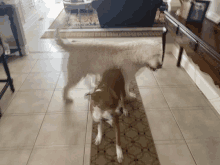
[106,119,113,127]
[123,108,128,116]
[116,145,123,163]
[126,92,136,101]
[95,134,102,145]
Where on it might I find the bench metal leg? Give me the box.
[162,28,168,63]
[1,55,15,93]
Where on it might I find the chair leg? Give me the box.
[1,55,15,93]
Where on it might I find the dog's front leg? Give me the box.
[95,120,102,145]
[114,116,123,163]
[125,81,136,100]
[123,71,136,101]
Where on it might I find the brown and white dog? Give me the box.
[86,68,128,163]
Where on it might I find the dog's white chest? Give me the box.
[102,111,113,121]
[92,106,102,122]
[92,106,113,125]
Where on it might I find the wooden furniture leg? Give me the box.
[177,46,184,67]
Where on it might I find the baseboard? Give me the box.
[169,43,220,114]
[209,98,220,115]
[206,11,220,24]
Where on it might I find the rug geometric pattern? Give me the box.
[41,8,165,39]
[90,80,161,165]
[48,9,100,29]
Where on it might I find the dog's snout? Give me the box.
[120,107,123,113]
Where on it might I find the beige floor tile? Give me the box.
[186,138,220,165]
[35,112,88,146]
[0,73,28,113]
[47,89,89,113]
[161,86,211,108]
[0,73,28,91]
[24,53,47,60]
[145,110,183,141]
[154,68,195,86]
[84,144,91,165]
[85,112,93,144]
[31,59,68,72]
[19,72,60,90]
[139,88,169,110]
[38,52,69,59]
[162,52,178,68]
[56,72,91,89]
[0,89,17,114]
[27,145,84,165]
[155,140,196,165]
[5,90,53,114]
[0,115,44,148]
[172,109,220,139]
[135,68,159,87]
[28,40,53,52]
[0,148,32,165]
[7,59,37,73]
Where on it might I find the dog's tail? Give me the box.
[54,28,69,51]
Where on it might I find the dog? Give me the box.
[55,28,163,103]
[86,68,128,163]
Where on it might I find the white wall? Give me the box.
[166,42,220,115]
[205,0,220,23]
[169,0,220,23]
[208,0,220,15]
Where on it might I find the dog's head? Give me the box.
[145,54,163,71]
[86,87,123,122]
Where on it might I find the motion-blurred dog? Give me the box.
[55,28,163,103]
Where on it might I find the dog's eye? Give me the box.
[109,104,116,108]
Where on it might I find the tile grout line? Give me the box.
[83,75,93,165]
[152,69,199,165]
[25,68,62,165]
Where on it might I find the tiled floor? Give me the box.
[1,3,220,165]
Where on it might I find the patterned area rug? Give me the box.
[41,8,165,39]
[90,80,161,165]
[48,9,100,29]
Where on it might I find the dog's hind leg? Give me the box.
[121,69,137,101]
[63,74,84,103]
[124,75,136,101]
[63,83,74,103]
